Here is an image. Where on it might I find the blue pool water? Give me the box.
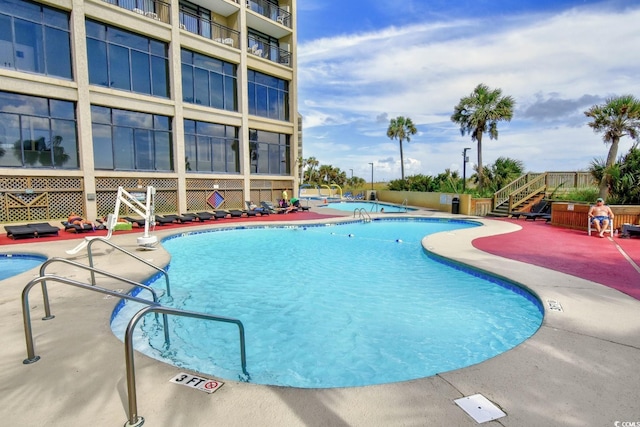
[319,201,415,213]
[112,219,543,388]
[0,254,46,281]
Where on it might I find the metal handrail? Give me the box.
[36,257,164,320]
[85,238,171,298]
[354,208,371,222]
[20,275,167,365]
[401,199,408,212]
[179,10,240,47]
[124,305,249,426]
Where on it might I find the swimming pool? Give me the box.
[0,254,46,281]
[112,219,543,388]
[319,201,415,213]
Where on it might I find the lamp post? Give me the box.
[349,169,353,178]
[462,148,471,191]
[368,163,374,190]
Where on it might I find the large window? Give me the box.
[0,91,78,169]
[249,129,289,175]
[86,20,169,98]
[0,0,72,79]
[91,106,172,171]
[184,120,239,173]
[181,49,237,111]
[247,70,289,121]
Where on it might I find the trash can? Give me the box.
[451,197,460,214]
[369,191,377,201]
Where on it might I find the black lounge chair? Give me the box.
[4,225,37,239]
[155,215,178,225]
[621,224,640,238]
[191,212,217,221]
[214,210,232,219]
[228,209,245,218]
[512,200,549,221]
[260,201,281,214]
[245,201,269,216]
[62,221,94,233]
[123,217,146,227]
[162,214,193,223]
[29,222,60,237]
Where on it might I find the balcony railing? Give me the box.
[102,0,171,24]
[179,11,240,48]
[248,36,291,67]
[246,0,291,28]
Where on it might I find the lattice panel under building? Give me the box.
[186,178,244,191]
[0,176,85,223]
[186,189,244,211]
[95,177,178,216]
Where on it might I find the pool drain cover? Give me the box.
[454,394,506,423]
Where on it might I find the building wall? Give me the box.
[0,0,297,224]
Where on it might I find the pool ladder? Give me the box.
[19,239,249,427]
[354,208,371,222]
[401,198,408,212]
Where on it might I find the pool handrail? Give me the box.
[84,237,171,298]
[123,305,249,427]
[402,198,408,212]
[354,208,371,222]
[20,275,166,365]
[37,257,165,320]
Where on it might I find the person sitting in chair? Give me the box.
[588,198,614,238]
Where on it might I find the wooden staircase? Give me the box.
[489,172,595,217]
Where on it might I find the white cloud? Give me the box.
[297,4,640,181]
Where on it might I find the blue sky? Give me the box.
[296,0,640,182]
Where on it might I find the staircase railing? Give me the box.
[506,174,548,212]
[493,173,545,209]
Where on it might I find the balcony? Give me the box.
[101,0,171,24]
[246,0,291,29]
[248,35,291,67]
[180,10,240,48]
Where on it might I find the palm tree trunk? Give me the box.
[399,139,405,180]
[476,129,484,189]
[599,138,620,199]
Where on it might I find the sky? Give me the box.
[295,0,640,182]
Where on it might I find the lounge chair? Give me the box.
[29,222,60,237]
[162,214,193,223]
[245,201,268,216]
[588,214,614,236]
[214,210,232,219]
[228,209,246,218]
[62,221,94,233]
[621,224,640,238]
[194,212,217,221]
[4,225,37,239]
[155,215,178,225]
[261,201,284,214]
[512,200,549,221]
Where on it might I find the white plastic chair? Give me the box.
[588,215,614,237]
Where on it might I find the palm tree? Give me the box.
[451,83,515,190]
[306,156,319,183]
[584,95,640,199]
[386,116,417,181]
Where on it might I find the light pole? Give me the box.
[462,148,471,191]
[368,163,374,191]
[349,169,353,178]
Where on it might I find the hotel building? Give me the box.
[0,0,298,224]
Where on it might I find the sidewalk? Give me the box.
[0,213,638,426]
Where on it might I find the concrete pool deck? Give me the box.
[0,209,639,426]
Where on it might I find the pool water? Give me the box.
[0,254,46,281]
[319,201,414,213]
[112,219,543,388]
